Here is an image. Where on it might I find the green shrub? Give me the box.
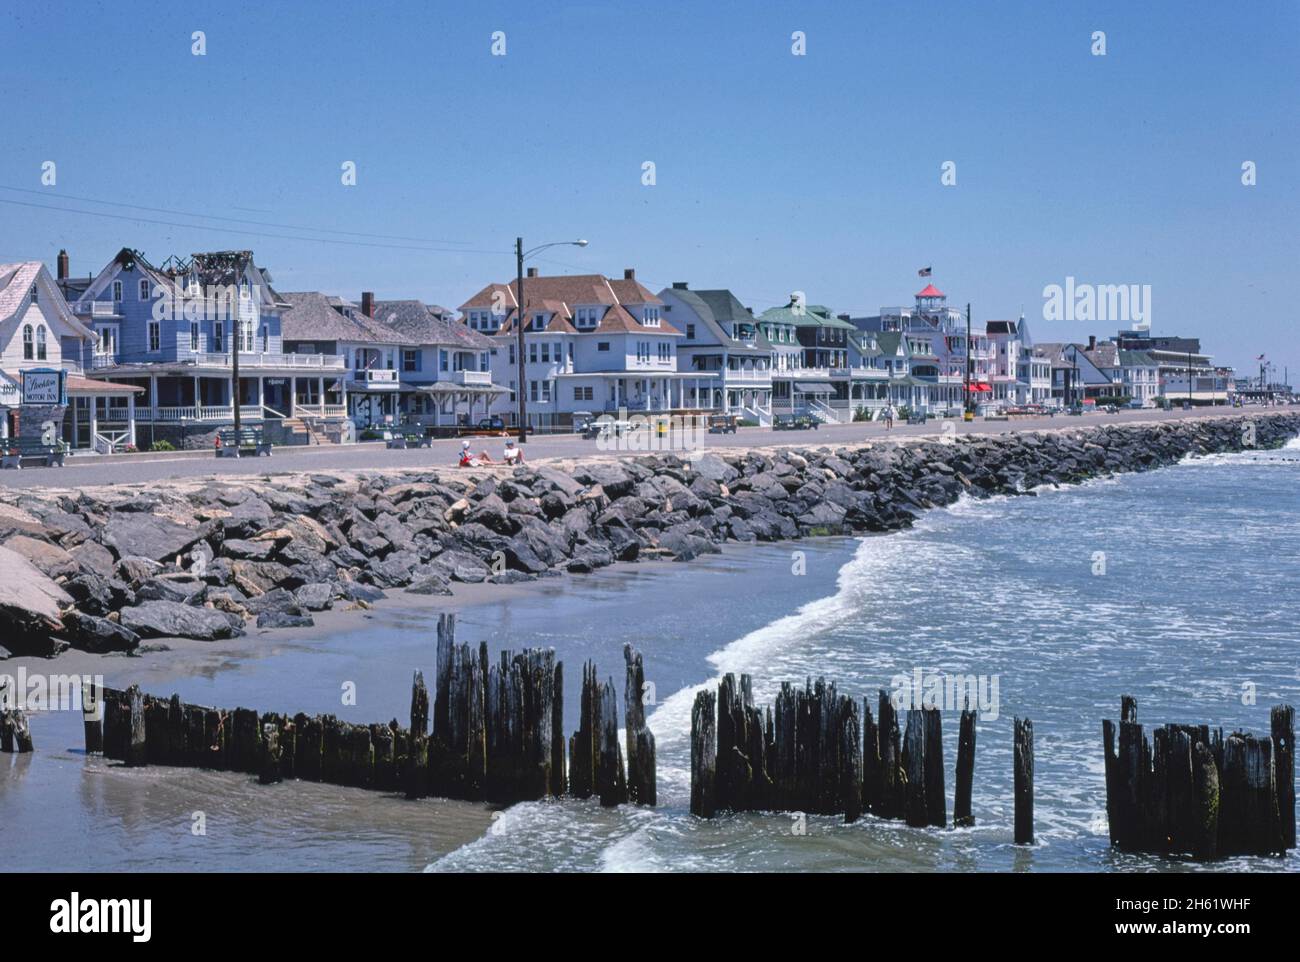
[150,439,176,452]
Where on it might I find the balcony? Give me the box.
[349,369,400,390]
[448,370,492,386]
[87,301,121,318]
[722,367,773,382]
[197,352,346,370]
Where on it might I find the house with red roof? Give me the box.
[459,268,693,429]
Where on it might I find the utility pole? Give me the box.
[231,261,242,442]
[1187,348,1193,408]
[964,302,972,416]
[515,237,527,444]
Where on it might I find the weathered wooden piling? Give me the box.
[1190,741,1220,860]
[596,677,627,806]
[1013,716,1033,845]
[0,709,33,753]
[83,618,640,811]
[954,705,976,827]
[716,673,767,812]
[82,677,103,754]
[690,689,717,818]
[550,662,566,798]
[839,697,862,823]
[862,699,880,815]
[623,644,656,806]
[1272,704,1295,850]
[259,723,282,784]
[876,690,904,820]
[902,709,927,827]
[923,706,945,828]
[1100,698,1294,860]
[125,685,147,767]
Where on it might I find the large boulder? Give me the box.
[120,601,244,640]
[59,611,140,654]
[0,544,72,631]
[102,514,202,563]
[3,534,80,579]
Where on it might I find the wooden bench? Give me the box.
[385,427,432,450]
[215,428,272,458]
[0,436,66,469]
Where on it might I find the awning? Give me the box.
[792,382,836,394]
[66,375,145,397]
[414,382,508,396]
[969,381,993,392]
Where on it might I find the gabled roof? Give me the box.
[660,285,767,352]
[280,292,404,344]
[460,273,677,336]
[759,300,857,329]
[1117,350,1156,367]
[371,299,495,349]
[0,261,95,338]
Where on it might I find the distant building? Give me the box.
[460,268,690,429]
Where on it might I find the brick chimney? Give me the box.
[57,249,69,280]
[361,291,374,317]
[1087,334,1096,350]
[624,268,635,280]
[526,267,538,278]
[672,281,688,289]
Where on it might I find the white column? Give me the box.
[127,391,136,447]
[90,398,98,452]
[290,376,297,415]
[149,374,158,420]
[257,377,264,412]
[318,376,325,414]
[193,374,200,416]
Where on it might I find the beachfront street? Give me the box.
[0,407,1272,489]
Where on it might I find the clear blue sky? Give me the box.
[2,0,1296,379]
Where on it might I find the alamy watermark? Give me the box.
[890,668,1000,720]
[0,669,103,713]
[1042,276,1150,327]
[592,407,709,453]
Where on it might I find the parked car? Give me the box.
[477,416,506,432]
[707,414,739,434]
[773,413,818,431]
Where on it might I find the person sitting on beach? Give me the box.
[503,438,525,465]
[458,440,495,467]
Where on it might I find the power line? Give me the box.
[0,184,482,247]
[0,197,508,255]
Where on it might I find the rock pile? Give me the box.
[1,414,1295,658]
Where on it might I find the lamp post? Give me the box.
[514,237,588,443]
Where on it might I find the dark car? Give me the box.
[477,416,506,432]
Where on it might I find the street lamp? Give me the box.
[514,237,588,443]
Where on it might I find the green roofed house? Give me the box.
[658,282,773,423]
[758,295,858,423]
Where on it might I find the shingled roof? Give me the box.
[280,292,404,344]
[371,299,495,349]
[459,272,677,336]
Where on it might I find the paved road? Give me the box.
[0,407,1282,490]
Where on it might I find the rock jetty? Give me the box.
[1,414,1296,658]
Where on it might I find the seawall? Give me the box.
[2,413,1297,658]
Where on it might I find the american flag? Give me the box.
[1256,354,1266,361]
[917,266,932,277]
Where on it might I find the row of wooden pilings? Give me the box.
[1102,697,1295,859]
[689,674,1036,844]
[87,614,656,807]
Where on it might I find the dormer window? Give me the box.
[29,284,37,305]
[532,314,546,331]
[643,306,660,326]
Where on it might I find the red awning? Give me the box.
[969,382,992,392]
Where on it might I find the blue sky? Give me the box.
[2,0,1296,378]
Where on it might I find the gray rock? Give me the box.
[221,538,275,561]
[294,583,335,611]
[256,610,315,629]
[244,587,301,615]
[60,611,140,654]
[120,601,244,640]
[406,574,453,596]
[102,514,202,563]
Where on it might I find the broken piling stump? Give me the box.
[954,705,976,827]
[1013,716,1033,845]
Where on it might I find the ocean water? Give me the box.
[2,440,1297,872]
